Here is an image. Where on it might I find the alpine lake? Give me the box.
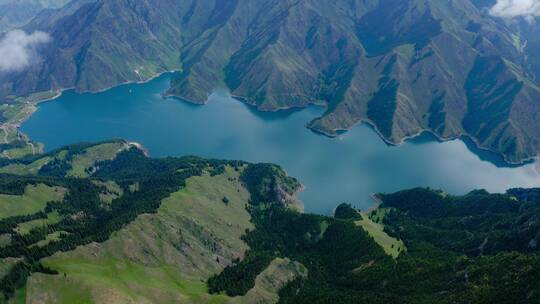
[21,74,540,214]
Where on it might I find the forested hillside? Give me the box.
[210,187,540,303]
[0,140,538,303]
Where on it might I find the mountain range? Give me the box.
[1,2,540,303]
[1,0,540,163]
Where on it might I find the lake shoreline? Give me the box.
[11,71,538,168]
[307,117,537,167]
[0,70,180,153]
[20,76,540,214]
[165,82,536,167]
[173,88,536,167]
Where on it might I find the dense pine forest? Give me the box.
[209,172,540,303]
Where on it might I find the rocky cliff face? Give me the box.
[1,0,539,163]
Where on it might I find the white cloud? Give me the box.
[0,30,50,73]
[490,0,540,21]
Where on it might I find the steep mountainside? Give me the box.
[0,140,539,303]
[1,0,540,163]
[0,0,70,32]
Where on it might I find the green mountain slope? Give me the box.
[0,0,539,163]
[0,140,538,303]
[208,185,540,303]
[0,141,306,303]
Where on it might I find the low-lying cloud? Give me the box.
[0,30,50,73]
[490,0,540,21]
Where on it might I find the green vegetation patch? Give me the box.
[355,209,405,259]
[35,258,217,303]
[0,258,20,279]
[0,103,34,125]
[0,184,66,219]
[15,212,61,236]
[0,157,52,176]
[32,231,67,248]
[93,181,123,204]
[334,202,406,259]
[67,142,128,178]
[23,167,254,303]
[166,167,254,251]
[0,234,10,247]
[239,258,307,304]
[1,145,37,160]
[240,163,301,208]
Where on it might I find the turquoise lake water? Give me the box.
[21,74,540,214]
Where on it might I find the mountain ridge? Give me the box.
[1,0,540,164]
